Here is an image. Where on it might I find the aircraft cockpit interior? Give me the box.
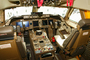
[0,0,90,60]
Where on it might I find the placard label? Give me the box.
[83,32,88,35]
[0,43,11,49]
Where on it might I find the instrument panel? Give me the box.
[10,14,61,31]
[29,30,55,54]
[15,19,53,29]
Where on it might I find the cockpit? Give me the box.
[0,0,90,60]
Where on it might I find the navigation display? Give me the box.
[23,21,29,27]
[33,21,39,26]
[42,20,47,25]
[16,22,23,28]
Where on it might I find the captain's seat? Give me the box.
[0,26,27,60]
[54,19,90,57]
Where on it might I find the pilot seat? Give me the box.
[54,19,90,57]
[0,26,27,60]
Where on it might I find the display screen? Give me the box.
[48,20,53,25]
[16,22,23,28]
[42,20,47,25]
[23,21,29,27]
[39,41,43,43]
[33,21,39,26]
[69,9,82,23]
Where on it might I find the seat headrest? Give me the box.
[78,19,90,29]
[0,26,14,41]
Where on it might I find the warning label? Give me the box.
[83,32,88,36]
[0,43,11,49]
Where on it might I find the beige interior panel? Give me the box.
[0,0,20,10]
[73,0,90,10]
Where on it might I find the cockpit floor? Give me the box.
[26,44,85,60]
[26,44,61,60]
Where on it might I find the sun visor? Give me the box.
[78,19,90,29]
[0,26,14,41]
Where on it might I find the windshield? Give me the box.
[5,6,33,22]
[5,6,68,23]
[69,9,82,23]
[38,6,68,17]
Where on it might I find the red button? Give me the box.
[52,37,55,42]
[38,48,40,50]
[42,36,44,38]
[40,51,42,52]
[49,48,50,50]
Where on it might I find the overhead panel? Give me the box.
[0,0,21,10]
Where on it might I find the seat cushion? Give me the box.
[63,29,78,48]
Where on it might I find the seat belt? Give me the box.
[67,0,73,6]
[67,0,68,6]
[37,0,43,7]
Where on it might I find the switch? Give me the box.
[38,48,40,50]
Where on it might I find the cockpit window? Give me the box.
[5,6,68,23]
[5,6,33,23]
[5,9,13,22]
[38,6,68,17]
[69,9,82,23]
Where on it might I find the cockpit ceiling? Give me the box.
[0,0,67,10]
[0,0,90,10]
[0,0,21,10]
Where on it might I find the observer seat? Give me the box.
[54,19,90,57]
[0,26,27,60]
